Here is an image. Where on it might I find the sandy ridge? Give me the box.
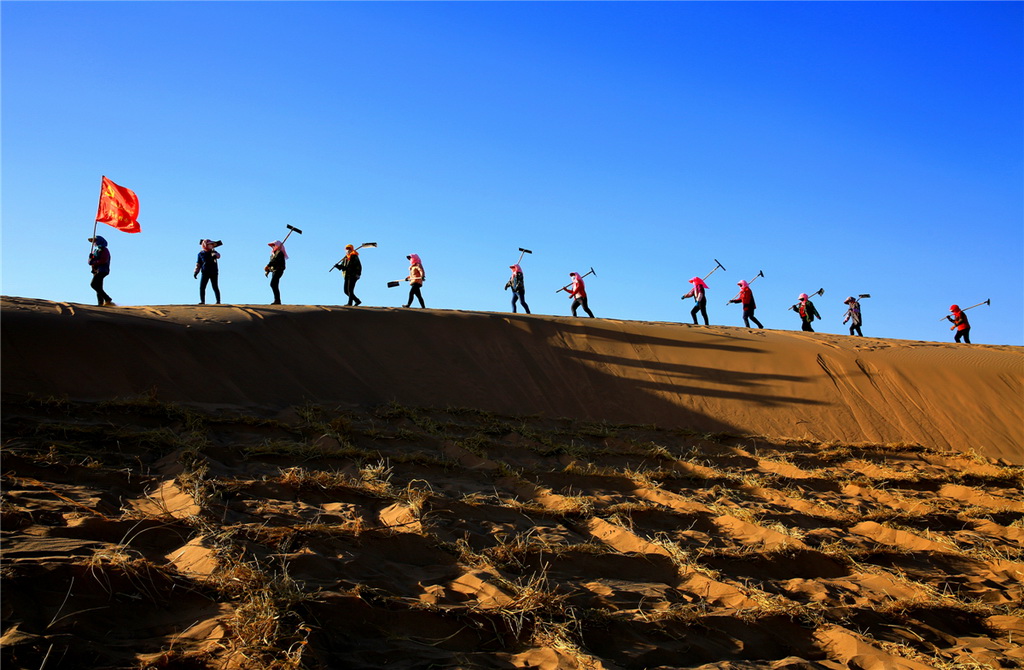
[3,296,1021,463]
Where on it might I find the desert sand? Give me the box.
[2,295,1022,669]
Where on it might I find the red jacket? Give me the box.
[951,310,969,330]
[569,274,586,299]
[738,286,755,308]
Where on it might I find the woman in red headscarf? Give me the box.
[559,272,594,317]
[728,279,763,328]
[404,253,425,308]
[790,293,821,332]
[682,276,709,325]
[265,240,287,305]
[506,264,530,314]
[946,305,970,343]
[194,239,221,305]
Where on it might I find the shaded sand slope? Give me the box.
[2,296,1021,463]
[2,398,1022,669]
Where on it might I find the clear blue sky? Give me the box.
[3,1,1022,344]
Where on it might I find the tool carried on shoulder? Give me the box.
[555,267,596,293]
[938,299,989,320]
[330,242,377,272]
[726,270,763,304]
[703,258,727,281]
[787,288,824,312]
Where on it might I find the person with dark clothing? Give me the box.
[843,296,862,336]
[682,276,709,325]
[194,239,222,304]
[404,253,425,308]
[88,235,114,306]
[791,293,821,332]
[265,240,287,305]
[506,264,530,314]
[559,271,594,317]
[728,280,763,328]
[947,305,971,343]
[339,244,362,306]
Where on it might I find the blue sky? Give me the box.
[3,1,1021,344]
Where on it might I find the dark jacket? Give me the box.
[794,299,821,323]
[196,250,219,275]
[266,250,286,273]
[730,286,755,309]
[341,253,361,279]
[509,270,525,293]
[844,301,862,327]
[89,246,111,275]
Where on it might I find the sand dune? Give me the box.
[3,297,1021,463]
[2,296,1022,669]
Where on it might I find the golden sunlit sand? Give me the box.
[2,296,1022,669]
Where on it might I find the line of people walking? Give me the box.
[86,237,983,343]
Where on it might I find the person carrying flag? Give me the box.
[88,236,114,306]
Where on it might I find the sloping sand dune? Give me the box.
[2,297,1021,463]
[2,296,1022,669]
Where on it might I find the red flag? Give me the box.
[95,176,141,233]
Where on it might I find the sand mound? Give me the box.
[2,297,1022,668]
[2,398,1022,669]
[2,297,1021,463]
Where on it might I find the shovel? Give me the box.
[515,247,533,265]
[281,224,302,244]
[555,267,596,293]
[703,258,727,281]
[329,242,377,272]
[265,229,300,277]
[387,280,406,288]
[938,298,990,321]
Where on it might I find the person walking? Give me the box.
[194,239,222,305]
[265,240,287,305]
[339,244,362,306]
[791,293,821,332]
[559,271,594,317]
[682,276,709,325]
[842,296,862,336]
[946,304,971,343]
[88,236,114,306]
[506,264,531,314]
[728,280,763,328]
[404,253,425,308]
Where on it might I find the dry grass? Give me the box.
[4,396,1021,669]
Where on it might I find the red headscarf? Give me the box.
[269,240,288,259]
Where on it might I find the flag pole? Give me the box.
[90,175,107,254]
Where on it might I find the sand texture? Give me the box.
[2,296,1022,669]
